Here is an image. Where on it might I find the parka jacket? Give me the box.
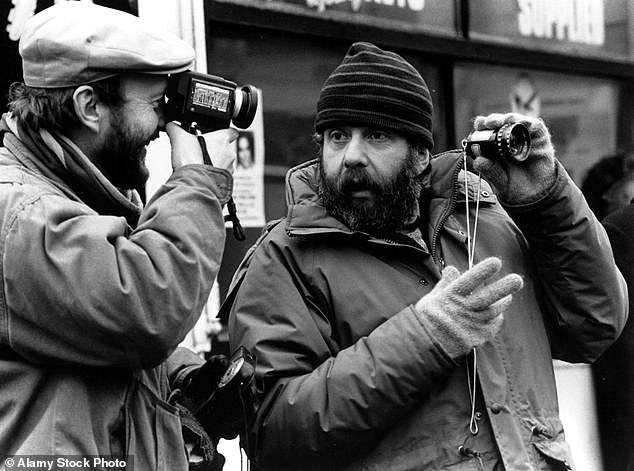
[0,130,231,469]
[228,151,627,471]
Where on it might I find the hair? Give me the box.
[7,76,125,132]
[581,153,634,220]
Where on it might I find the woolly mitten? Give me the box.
[415,257,523,359]
[471,112,557,205]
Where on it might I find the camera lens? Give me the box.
[463,123,531,162]
[232,85,259,129]
[504,123,531,162]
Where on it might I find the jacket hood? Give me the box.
[283,151,471,235]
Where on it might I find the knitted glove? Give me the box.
[415,257,524,359]
[471,112,557,205]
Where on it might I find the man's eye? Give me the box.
[328,130,346,141]
[368,130,389,140]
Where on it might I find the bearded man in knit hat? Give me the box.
[226,42,626,470]
[0,2,245,469]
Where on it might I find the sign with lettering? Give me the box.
[263,0,457,35]
[230,89,266,228]
[469,0,629,57]
[517,0,604,45]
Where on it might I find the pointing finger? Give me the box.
[449,257,502,295]
[466,274,524,311]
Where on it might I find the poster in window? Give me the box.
[229,88,266,228]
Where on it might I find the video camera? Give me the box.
[165,70,259,133]
[165,71,259,241]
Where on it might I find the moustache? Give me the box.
[337,168,379,193]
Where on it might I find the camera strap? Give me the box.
[462,150,484,436]
[195,133,246,241]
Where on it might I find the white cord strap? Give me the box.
[463,152,483,436]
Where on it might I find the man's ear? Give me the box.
[72,85,103,134]
[416,147,431,174]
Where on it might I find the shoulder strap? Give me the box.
[217,217,284,324]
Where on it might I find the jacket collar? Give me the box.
[1,113,142,227]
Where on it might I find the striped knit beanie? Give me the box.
[315,42,434,150]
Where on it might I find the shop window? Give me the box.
[454,63,620,186]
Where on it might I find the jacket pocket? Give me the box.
[528,418,573,471]
[532,440,573,470]
[125,378,188,471]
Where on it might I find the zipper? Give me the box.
[288,227,430,254]
[430,156,465,270]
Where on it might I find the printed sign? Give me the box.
[517,0,604,45]
[510,73,541,118]
[229,88,266,228]
[468,0,629,57]
[261,0,456,34]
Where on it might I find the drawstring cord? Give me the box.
[466,348,479,435]
[463,150,483,437]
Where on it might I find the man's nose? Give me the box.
[343,135,368,168]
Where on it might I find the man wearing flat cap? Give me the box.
[226,42,627,470]
[0,2,238,469]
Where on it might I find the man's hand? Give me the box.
[471,112,557,205]
[165,123,238,172]
[180,350,257,441]
[415,257,523,359]
[183,354,230,411]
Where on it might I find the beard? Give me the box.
[318,148,424,233]
[92,107,156,191]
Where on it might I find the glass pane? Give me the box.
[454,63,620,187]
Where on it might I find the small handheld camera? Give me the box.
[165,70,259,132]
[181,346,257,440]
[202,346,257,440]
[217,346,256,390]
[463,123,531,163]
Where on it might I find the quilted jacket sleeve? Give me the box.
[504,162,628,362]
[1,164,231,369]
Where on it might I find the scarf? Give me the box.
[0,114,141,227]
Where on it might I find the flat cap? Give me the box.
[19,2,195,88]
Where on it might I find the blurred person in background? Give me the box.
[581,152,634,220]
[595,194,634,471]
[582,153,634,471]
